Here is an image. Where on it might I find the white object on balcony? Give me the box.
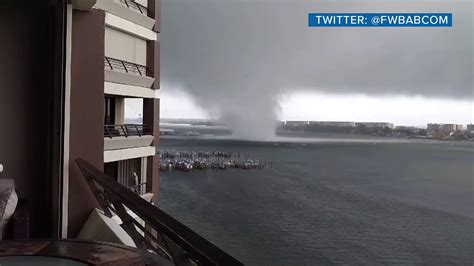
[78,208,136,248]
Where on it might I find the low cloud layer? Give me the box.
[161,0,473,139]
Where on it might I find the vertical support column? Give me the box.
[117,160,123,186]
[115,97,125,124]
[146,41,160,90]
[69,9,105,237]
[147,0,161,32]
[141,157,147,185]
[61,3,73,238]
[143,98,160,200]
[147,0,160,90]
[144,0,160,202]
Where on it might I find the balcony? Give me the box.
[105,124,152,138]
[128,182,147,196]
[95,0,156,30]
[76,158,242,265]
[119,0,148,16]
[104,124,154,150]
[104,57,155,88]
[104,81,157,98]
[126,181,153,202]
[105,57,152,76]
[104,124,155,162]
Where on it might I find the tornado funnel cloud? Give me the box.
[218,95,280,140]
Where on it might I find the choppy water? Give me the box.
[156,137,474,265]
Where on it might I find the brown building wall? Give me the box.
[143,98,160,199]
[0,1,63,237]
[146,39,160,90]
[68,9,105,237]
[144,0,160,200]
[147,0,161,30]
[147,0,160,84]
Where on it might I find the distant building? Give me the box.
[466,124,474,133]
[309,121,355,127]
[355,122,394,129]
[395,126,417,130]
[427,124,440,133]
[285,121,309,126]
[427,123,463,134]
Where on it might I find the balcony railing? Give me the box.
[129,182,147,195]
[119,0,149,16]
[76,158,242,265]
[105,57,152,77]
[104,124,152,138]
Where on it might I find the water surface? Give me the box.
[157,137,474,265]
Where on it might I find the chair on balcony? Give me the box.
[0,178,29,240]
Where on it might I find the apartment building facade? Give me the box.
[67,0,160,237]
[467,124,474,133]
[0,1,241,263]
[0,0,159,238]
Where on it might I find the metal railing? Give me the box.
[129,182,147,195]
[104,124,152,138]
[76,158,242,266]
[119,0,149,16]
[105,57,152,77]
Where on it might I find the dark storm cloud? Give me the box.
[161,0,473,139]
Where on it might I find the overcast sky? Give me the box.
[129,0,473,131]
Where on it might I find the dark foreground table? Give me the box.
[0,239,172,265]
